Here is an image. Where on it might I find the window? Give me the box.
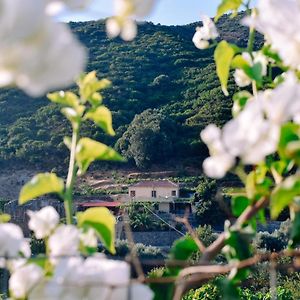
[172,190,177,197]
[130,190,136,197]
[151,190,157,198]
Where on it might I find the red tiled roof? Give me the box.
[78,202,121,208]
[129,180,179,188]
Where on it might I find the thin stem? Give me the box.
[247,26,256,55]
[64,127,79,225]
[252,80,258,99]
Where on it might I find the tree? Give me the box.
[194,178,227,226]
[116,109,178,168]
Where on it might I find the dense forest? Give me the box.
[0,14,257,169]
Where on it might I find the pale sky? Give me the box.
[61,0,257,25]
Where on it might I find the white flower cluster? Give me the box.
[106,0,156,41]
[0,0,88,97]
[192,15,219,49]
[201,72,300,178]
[0,206,153,300]
[29,256,152,300]
[0,223,30,270]
[244,0,300,70]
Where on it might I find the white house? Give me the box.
[128,180,179,212]
[128,180,179,199]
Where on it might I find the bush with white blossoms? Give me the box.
[2,0,300,299]
[194,0,300,296]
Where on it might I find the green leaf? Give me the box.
[77,207,116,254]
[76,138,124,174]
[61,107,83,127]
[231,54,250,70]
[246,171,256,199]
[271,176,300,219]
[271,161,287,176]
[169,236,198,261]
[28,256,47,269]
[262,45,282,64]
[0,214,11,223]
[63,136,72,150]
[271,160,293,184]
[214,41,235,96]
[225,229,253,262]
[77,71,111,104]
[232,196,249,217]
[258,209,266,225]
[224,228,253,282]
[85,106,115,136]
[231,55,263,85]
[216,279,240,300]
[286,141,300,164]
[215,0,243,21]
[290,212,300,248]
[19,173,64,204]
[249,62,263,84]
[255,164,268,184]
[232,91,252,116]
[246,170,272,200]
[278,123,300,160]
[47,91,79,108]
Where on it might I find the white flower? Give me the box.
[262,72,300,124]
[234,69,252,87]
[30,256,153,300]
[0,0,45,43]
[0,223,30,268]
[293,113,300,124]
[200,124,221,146]
[114,0,156,18]
[28,206,59,239]
[243,0,300,69]
[0,0,86,96]
[193,15,219,49]
[9,264,43,300]
[234,52,268,87]
[201,77,300,176]
[46,0,91,15]
[192,31,210,50]
[223,99,279,164]
[106,18,137,41]
[107,0,156,40]
[202,154,235,179]
[48,225,80,259]
[131,283,154,300]
[80,228,98,248]
[200,124,235,178]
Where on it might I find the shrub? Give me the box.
[254,220,290,252]
[100,239,165,260]
[194,177,227,226]
[195,224,218,247]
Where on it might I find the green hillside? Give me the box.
[0,14,258,169]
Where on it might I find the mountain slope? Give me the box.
[0,14,257,169]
